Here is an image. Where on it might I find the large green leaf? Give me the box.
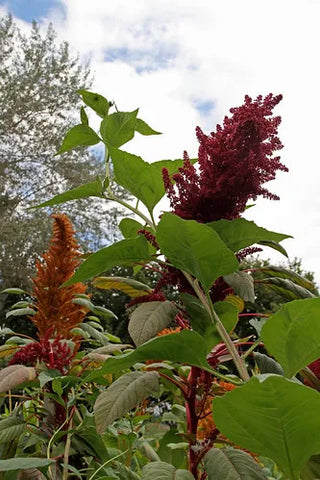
[0,365,37,393]
[258,277,315,301]
[30,178,104,209]
[111,149,167,214]
[100,110,138,147]
[0,416,26,444]
[84,330,212,383]
[157,213,238,292]
[0,458,54,471]
[204,447,268,480]
[141,461,194,480]
[213,375,320,480]
[135,118,161,136]
[261,297,320,377]
[63,235,150,286]
[208,218,291,253]
[181,294,238,351]
[78,90,110,117]
[6,307,36,318]
[94,371,160,433]
[128,301,179,346]
[57,124,101,154]
[258,266,317,294]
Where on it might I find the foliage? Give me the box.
[0,89,319,480]
[0,15,125,294]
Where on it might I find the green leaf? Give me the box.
[258,240,289,257]
[38,369,62,388]
[79,323,109,345]
[30,178,104,209]
[0,365,37,393]
[0,288,27,295]
[93,276,152,298]
[78,90,110,117]
[0,416,26,445]
[157,213,238,292]
[141,462,194,480]
[80,106,89,125]
[63,235,150,286]
[213,375,320,480]
[100,110,139,148]
[57,124,101,154]
[94,371,160,433]
[181,294,238,351]
[300,454,320,480]
[253,352,284,376]
[135,118,161,136]
[72,297,117,319]
[84,330,212,383]
[261,297,320,377]
[6,307,36,319]
[208,218,291,253]
[204,447,268,480]
[223,272,255,303]
[111,149,167,214]
[258,265,317,293]
[128,301,179,346]
[0,457,54,471]
[258,277,315,301]
[119,218,144,238]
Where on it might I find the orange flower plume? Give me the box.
[31,213,87,339]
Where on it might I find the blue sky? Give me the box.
[1,0,320,282]
[0,0,63,22]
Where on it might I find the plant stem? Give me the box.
[183,273,250,382]
[106,192,155,229]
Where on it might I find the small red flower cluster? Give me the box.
[9,329,73,374]
[163,94,287,223]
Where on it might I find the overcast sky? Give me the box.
[1,0,320,283]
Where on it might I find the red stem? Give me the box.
[186,366,201,479]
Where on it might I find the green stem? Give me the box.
[241,338,261,360]
[106,192,155,229]
[184,273,250,382]
[88,450,128,480]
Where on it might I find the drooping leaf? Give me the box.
[0,344,20,359]
[0,288,27,295]
[119,218,144,238]
[204,447,268,480]
[224,272,255,303]
[111,149,167,214]
[84,330,212,383]
[10,300,31,309]
[100,110,139,147]
[94,371,160,432]
[258,240,289,257]
[6,307,36,318]
[141,461,194,480]
[213,375,320,480]
[0,416,26,444]
[261,297,320,377]
[135,118,161,136]
[78,323,109,346]
[63,235,150,286]
[78,89,110,117]
[181,294,238,351]
[0,457,54,471]
[258,277,315,301]
[0,365,37,393]
[157,213,238,292]
[57,124,101,154]
[253,352,284,376]
[258,265,317,294]
[30,178,104,209]
[128,301,179,346]
[72,297,117,319]
[93,276,152,298]
[208,218,291,253]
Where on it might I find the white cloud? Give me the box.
[15,0,320,282]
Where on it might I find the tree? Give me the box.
[0,15,122,292]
